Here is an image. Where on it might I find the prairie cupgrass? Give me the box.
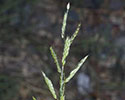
[33,3,88,100]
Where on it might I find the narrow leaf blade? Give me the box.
[65,55,88,83]
[50,47,61,73]
[42,72,57,99]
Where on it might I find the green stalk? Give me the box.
[59,66,65,100]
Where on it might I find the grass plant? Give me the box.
[33,3,88,100]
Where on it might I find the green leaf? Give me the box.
[61,3,70,39]
[32,96,36,100]
[50,47,61,73]
[70,23,81,42]
[62,37,71,66]
[65,55,88,83]
[42,72,57,99]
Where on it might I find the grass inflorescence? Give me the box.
[33,3,88,100]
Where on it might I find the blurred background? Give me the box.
[0,0,125,100]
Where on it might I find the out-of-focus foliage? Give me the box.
[60,0,104,8]
[0,0,37,23]
[0,75,20,100]
[0,0,39,44]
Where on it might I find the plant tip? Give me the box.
[67,3,70,10]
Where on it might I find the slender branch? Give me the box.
[59,66,65,100]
